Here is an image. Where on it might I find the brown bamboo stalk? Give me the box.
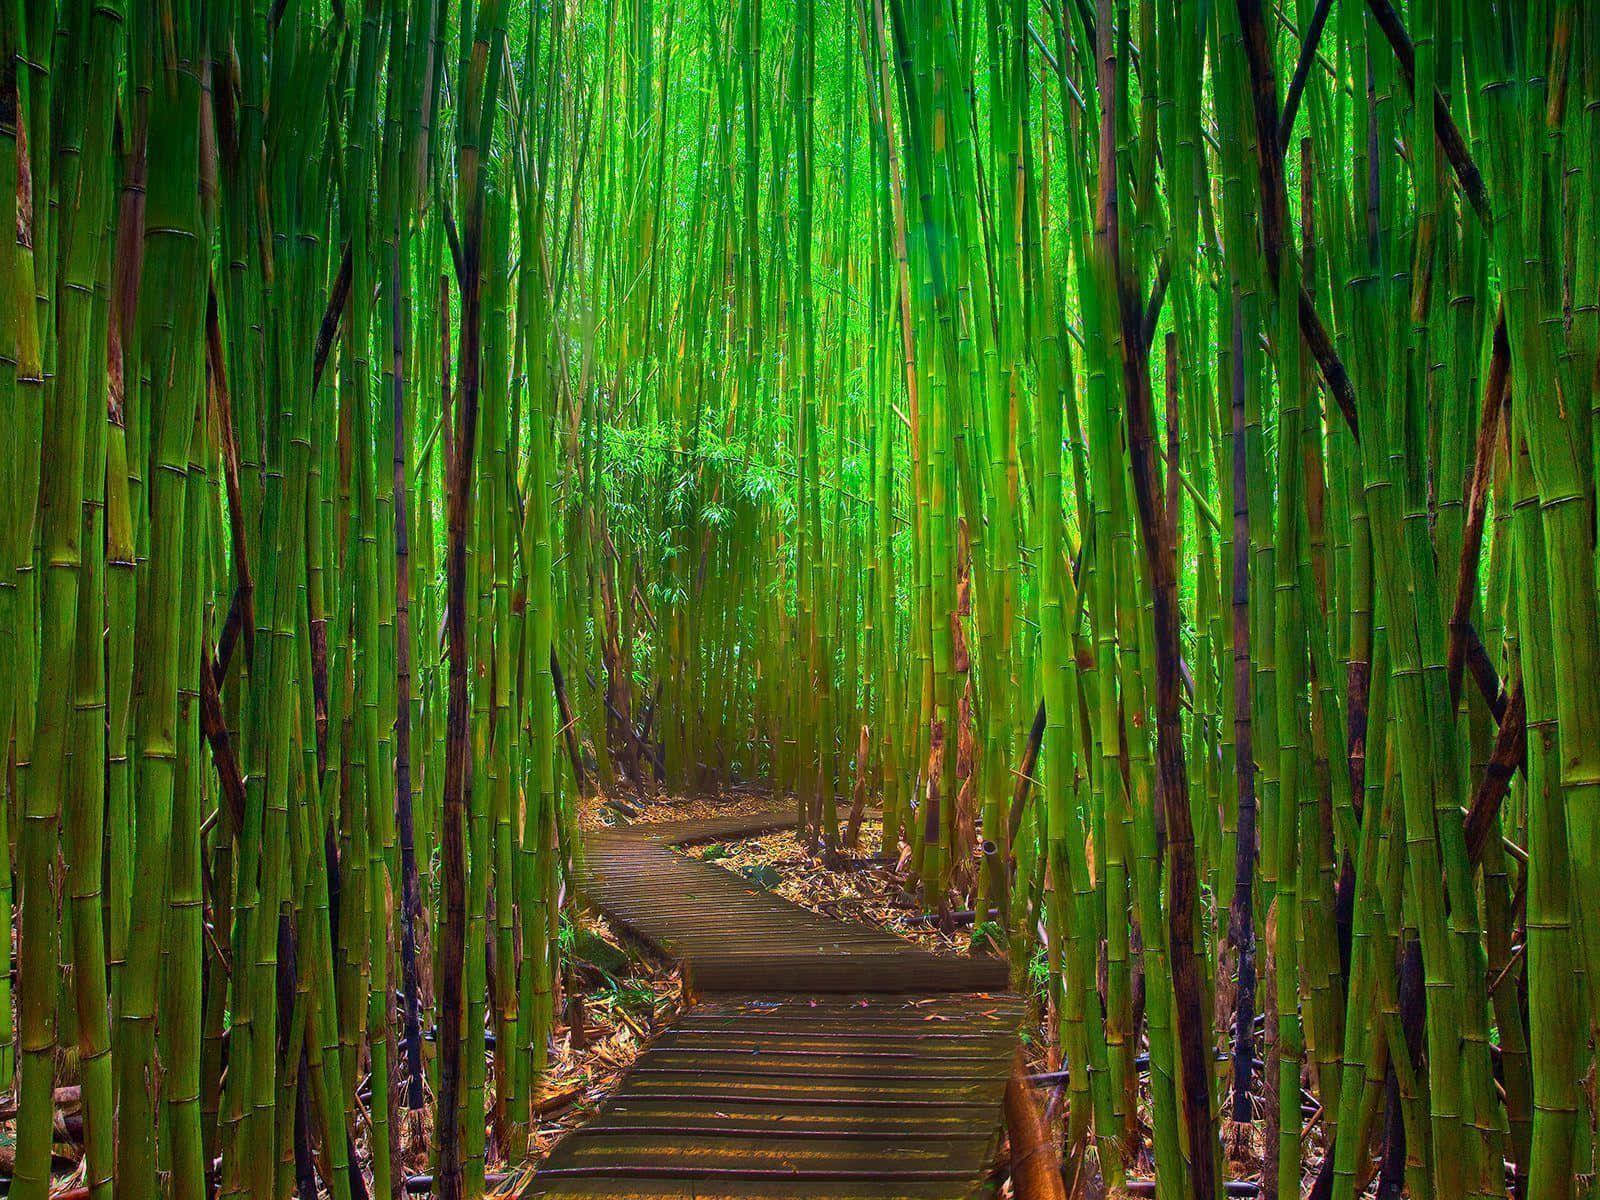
[1005,1050,1068,1200]
[1446,309,1510,704]
[1096,8,1217,1194]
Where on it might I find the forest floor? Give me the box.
[479,792,727,1188]
[387,902,687,1196]
[6,786,1287,1198]
[494,914,685,1189]
[554,787,1301,1199]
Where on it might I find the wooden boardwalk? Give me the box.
[579,813,1010,993]
[526,809,1020,1199]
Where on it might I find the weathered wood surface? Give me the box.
[579,812,1010,993]
[527,995,1021,1199]
[526,810,1020,1199]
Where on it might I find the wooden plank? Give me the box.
[526,1178,989,1199]
[683,996,1021,1022]
[619,1077,1000,1105]
[599,1097,995,1130]
[544,1132,973,1172]
[630,1051,1007,1081]
[650,1032,1011,1056]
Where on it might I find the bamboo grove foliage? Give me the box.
[1,1,573,1197]
[3,1,1600,1199]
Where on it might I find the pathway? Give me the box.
[526,808,1021,1200]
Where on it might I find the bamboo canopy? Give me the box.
[1,0,1597,1198]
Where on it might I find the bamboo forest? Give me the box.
[2,0,1598,1198]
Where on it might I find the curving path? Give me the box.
[526,808,1022,1199]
